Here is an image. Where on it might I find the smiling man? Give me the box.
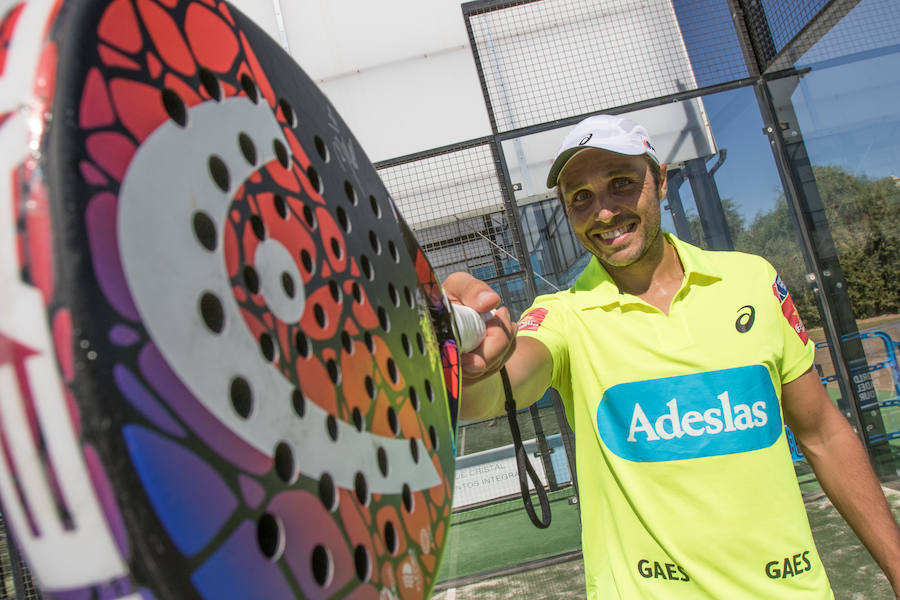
[443,115,900,599]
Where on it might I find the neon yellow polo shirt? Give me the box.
[517,234,830,599]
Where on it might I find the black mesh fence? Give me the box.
[760,0,829,51]
[464,0,751,134]
[790,0,900,68]
[0,516,41,600]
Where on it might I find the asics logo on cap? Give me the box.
[579,134,593,145]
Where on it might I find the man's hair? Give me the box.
[555,156,662,216]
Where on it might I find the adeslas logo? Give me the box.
[596,365,782,462]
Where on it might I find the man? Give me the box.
[443,115,900,598]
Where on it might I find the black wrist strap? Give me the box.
[500,366,552,529]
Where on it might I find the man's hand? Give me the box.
[443,271,517,383]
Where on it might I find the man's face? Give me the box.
[558,149,667,269]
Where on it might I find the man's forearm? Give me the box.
[803,420,900,589]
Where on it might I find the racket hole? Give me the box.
[329,280,341,303]
[352,283,363,305]
[368,231,381,254]
[161,88,187,127]
[425,379,435,403]
[326,359,340,385]
[409,438,419,463]
[364,331,375,353]
[300,249,314,275]
[387,406,399,436]
[281,272,295,298]
[416,333,425,355]
[329,237,343,260]
[294,330,310,358]
[360,255,374,281]
[230,377,253,418]
[377,446,389,478]
[402,483,413,513]
[429,425,439,450]
[257,513,283,560]
[274,442,294,483]
[384,521,398,555]
[352,407,364,431]
[237,132,257,165]
[336,206,350,233]
[404,286,414,308]
[291,388,306,417]
[250,214,266,240]
[409,386,419,411]
[243,266,260,294]
[341,331,353,354]
[344,180,358,205]
[354,472,369,506]
[318,473,338,512]
[273,138,289,169]
[377,307,390,332]
[386,358,398,384]
[314,304,327,329]
[388,283,399,307]
[389,240,400,264]
[240,74,259,103]
[208,155,229,192]
[314,135,329,162]
[259,333,275,362]
[401,334,412,358]
[369,195,381,218]
[199,292,224,334]
[311,545,332,587]
[273,193,287,219]
[326,414,339,441]
[307,165,322,194]
[302,204,316,229]
[364,376,376,400]
[354,545,371,582]
[278,97,296,127]
[192,212,217,251]
[198,67,221,101]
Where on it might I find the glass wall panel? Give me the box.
[770,0,900,469]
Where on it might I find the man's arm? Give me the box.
[442,272,553,421]
[783,368,900,594]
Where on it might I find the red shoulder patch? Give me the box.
[518,308,548,332]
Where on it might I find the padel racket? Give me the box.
[0,1,462,598]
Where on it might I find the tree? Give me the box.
[683,166,900,327]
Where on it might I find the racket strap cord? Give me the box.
[500,366,552,529]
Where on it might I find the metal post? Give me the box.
[528,404,558,491]
[754,78,894,477]
[684,158,734,251]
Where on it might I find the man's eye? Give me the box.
[571,189,592,204]
[612,178,637,191]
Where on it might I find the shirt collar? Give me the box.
[569,233,722,309]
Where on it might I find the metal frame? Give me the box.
[454,0,898,475]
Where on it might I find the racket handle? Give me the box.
[452,304,496,353]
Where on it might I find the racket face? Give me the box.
[0,1,459,598]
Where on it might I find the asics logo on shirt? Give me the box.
[735,304,755,333]
[596,365,782,462]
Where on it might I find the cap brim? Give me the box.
[545,147,583,189]
[545,146,660,188]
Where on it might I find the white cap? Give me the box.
[546,115,659,188]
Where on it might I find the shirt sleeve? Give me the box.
[515,294,571,398]
[763,261,815,384]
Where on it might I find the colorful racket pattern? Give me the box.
[0,1,460,598]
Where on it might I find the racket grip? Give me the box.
[452,304,496,353]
